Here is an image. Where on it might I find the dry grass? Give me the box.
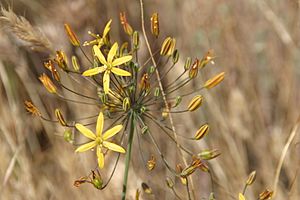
[0,0,300,199]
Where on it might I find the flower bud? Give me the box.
[55,108,67,126]
[259,189,273,200]
[140,73,150,93]
[172,49,179,64]
[165,177,174,188]
[63,129,73,143]
[91,170,103,189]
[176,164,187,185]
[150,12,159,37]
[141,125,148,134]
[194,123,209,140]
[154,87,160,97]
[189,59,200,79]
[162,108,169,119]
[133,31,139,50]
[120,42,129,57]
[141,182,152,194]
[120,12,133,36]
[24,101,41,117]
[184,57,192,71]
[246,171,256,186]
[160,37,176,56]
[204,72,225,89]
[199,162,210,172]
[198,149,220,160]
[44,60,60,81]
[199,49,215,69]
[71,56,80,72]
[148,66,155,74]
[39,73,57,94]
[122,97,130,111]
[181,159,203,177]
[54,50,68,70]
[187,95,203,111]
[64,23,80,46]
[174,96,182,108]
[209,192,216,200]
[147,155,156,171]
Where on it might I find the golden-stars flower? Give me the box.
[75,112,125,169]
[82,42,132,94]
[83,19,112,47]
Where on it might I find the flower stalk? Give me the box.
[122,111,135,200]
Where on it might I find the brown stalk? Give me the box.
[138,0,195,198]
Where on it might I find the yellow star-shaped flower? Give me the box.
[82,42,132,94]
[83,19,112,47]
[75,112,125,169]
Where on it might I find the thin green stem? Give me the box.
[121,112,135,200]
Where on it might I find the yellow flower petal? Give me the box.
[97,146,105,169]
[239,193,246,200]
[111,67,131,77]
[75,123,96,140]
[112,55,132,66]
[96,112,104,137]
[103,71,110,94]
[103,141,125,153]
[75,141,96,152]
[82,66,105,76]
[108,43,118,64]
[102,124,123,140]
[103,19,112,38]
[93,45,107,65]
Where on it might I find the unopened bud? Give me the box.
[246,171,256,186]
[120,12,133,36]
[71,56,80,72]
[181,159,203,177]
[63,129,73,143]
[184,57,192,71]
[189,59,200,79]
[259,189,273,200]
[160,37,176,56]
[172,49,179,64]
[54,50,68,70]
[187,95,203,111]
[39,73,57,94]
[150,12,159,37]
[133,31,139,49]
[141,182,152,194]
[198,149,220,160]
[24,101,41,117]
[122,97,130,111]
[154,87,160,97]
[147,155,156,171]
[165,177,174,188]
[64,23,80,46]
[91,170,103,190]
[174,96,182,108]
[194,123,209,140]
[204,72,225,89]
[55,108,67,126]
[120,42,129,57]
[141,126,148,134]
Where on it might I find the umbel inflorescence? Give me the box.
[23,8,269,200]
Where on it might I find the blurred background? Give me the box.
[0,0,300,199]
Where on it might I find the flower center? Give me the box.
[95,137,103,145]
